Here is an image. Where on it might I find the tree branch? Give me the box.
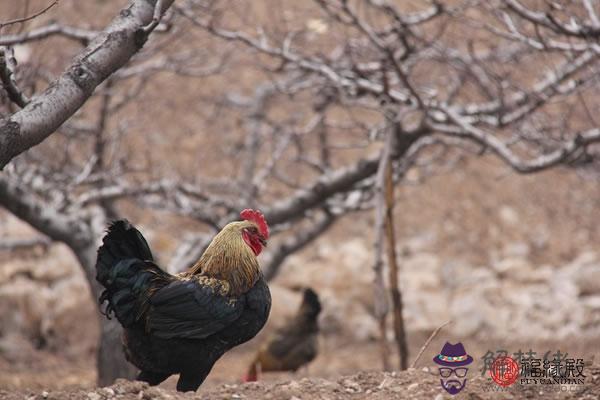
[0,175,91,246]
[0,23,96,46]
[167,233,214,273]
[143,0,166,34]
[0,46,29,108]
[0,23,98,46]
[262,209,336,281]
[0,0,176,170]
[431,106,600,173]
[264,130,421,225]
[0,0,58,29]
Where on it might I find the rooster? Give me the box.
[95,209,271,392]
[245,287,321,381]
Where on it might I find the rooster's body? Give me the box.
[245,288,321,381]
[96,210,271,392]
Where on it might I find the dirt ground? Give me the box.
[2,332,599,399]
[2,1,600,399]
[2,366,600,400]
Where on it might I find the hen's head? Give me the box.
[239,209,269,256]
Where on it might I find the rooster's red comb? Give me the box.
[240,209,269,239]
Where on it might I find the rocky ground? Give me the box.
[3,366,600,400]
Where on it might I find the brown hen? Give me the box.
[245,287,321,381]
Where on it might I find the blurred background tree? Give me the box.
[1,0,599,386]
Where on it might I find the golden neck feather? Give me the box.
[188,221,260,296]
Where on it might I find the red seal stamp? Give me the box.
[489,356,519,386]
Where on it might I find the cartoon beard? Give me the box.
[440,378,467,395]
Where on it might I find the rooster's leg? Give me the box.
[177,370,209,392]
[137,370,170,386]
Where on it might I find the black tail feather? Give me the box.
[96,220,153,284]
[96,220,168,328]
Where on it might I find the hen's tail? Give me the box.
[96,220,169,328]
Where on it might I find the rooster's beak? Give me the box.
[259,237,267,247]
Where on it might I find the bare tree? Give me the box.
[2,0,600,383]
[0,0,176,384]
[0,0,392,382]
[175,0,600,367]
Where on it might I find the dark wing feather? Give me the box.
[265,327,298,359]
[261,329,318,371]
[146,278,245,339]
[266,329,308,357]
[279,336,318,368]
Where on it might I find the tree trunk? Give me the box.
[97,317,138,386]
[73,242,138,385]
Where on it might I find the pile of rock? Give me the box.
[281,238,600,341]
[0,245,96,357]
[403,249,600,339]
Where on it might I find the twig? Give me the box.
[143,0,165,34]
[0,0,59,29]
[410,320,452,368]
[0,47,29,107]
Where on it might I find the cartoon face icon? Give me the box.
[438,366,469,394]
[433,342,473,395]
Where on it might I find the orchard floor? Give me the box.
[1,334,599,399]
[2,367,599,400]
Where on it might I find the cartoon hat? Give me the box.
[433,342,473,367]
